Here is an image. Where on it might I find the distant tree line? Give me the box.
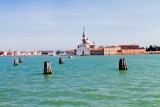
[146,45,160,51]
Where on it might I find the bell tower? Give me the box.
[82,27,88,44]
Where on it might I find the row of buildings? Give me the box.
[0,29,148,56]
[90,45,146,55]
[74,29,146,56]
[0,50,56,56]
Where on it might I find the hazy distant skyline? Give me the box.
[1,0,160,51]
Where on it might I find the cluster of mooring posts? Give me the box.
[14,58,23,66]
[43,57,64,74]
[14,57,127,74]
[119,58,128,70]
[43,57,127,75]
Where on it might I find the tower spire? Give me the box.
[82,26,85,37]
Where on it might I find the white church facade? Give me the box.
[76,44,90,55]
[76,28,97,56]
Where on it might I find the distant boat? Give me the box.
[25,55,29,57]
[50,54,56,56]
[68,56,73,58]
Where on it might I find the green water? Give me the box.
[0,55,160,107]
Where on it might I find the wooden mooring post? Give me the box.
[119,58,128,70]
[19,58,23,63]
[59,57,64,64]
[14,59,18,66]
[44,61,52,74]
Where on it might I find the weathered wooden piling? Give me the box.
[119,58,128,70]
[44,61,52,74]
[19,58,23,63]
[59,57,64,64]
[14,59,18,66]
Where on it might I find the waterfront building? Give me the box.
[90,45,146,55]
[66,49,76,56]
[41,51,56,56]
[0,51,8,56]
[31,51,42,55]
[14,51,22,56]
[27,52,32,56]
[90,46,121,55]
[37,51,42,55]
[20,51,27,56]
[90,47,104,55]
[104,46,121,55]
[48,51,56,56]
[76,28,96,55]
[0,50,14,56]
[89,42,98,49]
[7,51,13,56]
[56,50,66,55]
[76,44,90,55]
[31,51,37,55]
[119,45,146,54]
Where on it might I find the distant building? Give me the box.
[90,45,146,55]
[27,52,32,56]
[119,44,146,54]
[66,49,76,56]
[76,44,90,55]
[90,46,121,55]
[89,42,98,49]
[31,51,37,55]
[7,51,13,56]
[90,47,104,55]
[14,51,22,56]
[119,45,139,49]
[48,51,56,56]
[21,51,27,56]
[31,51,42,55]
[37,51,42,55]
[0,51,8,56]
[42,51,56,56]
[104,46,121,55]
[76,28,97,55]
[76,28,90,55]
[56,50,66,55]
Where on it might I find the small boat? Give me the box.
[68,56,73,58]
[50,54,56,56]
[25,55,29,57]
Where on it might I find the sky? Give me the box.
[1,0,160,51]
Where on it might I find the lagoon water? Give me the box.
[1,55,160,107]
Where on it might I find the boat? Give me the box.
[68,56,73,58]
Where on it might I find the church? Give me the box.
[76,28,97,55]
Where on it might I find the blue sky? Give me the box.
[0,0,160,51]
